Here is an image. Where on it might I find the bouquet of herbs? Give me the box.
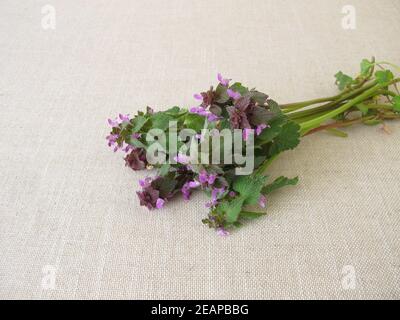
[106,58,400,235]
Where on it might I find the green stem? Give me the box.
[300,83,384,135]
[255,154,278,175]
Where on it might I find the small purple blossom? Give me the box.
[181,180,201,200]
[217,73,230,86]
[190,106,220,122]
[242,128,254,141]
[194,93,203,101]
[256,124,268,136]
[216,227,230,237]
[259,195,267,208]
[156,198,165,209]
[198,170,209,184]
[107,118,119,128]
[139,177,152,188]
[206,187,225,208]
[227,89,241,100]
[124,148,148,171]
[174,153,191,164]
[119,114,130,123]
[208,174,217,185]
[229,191,236,197]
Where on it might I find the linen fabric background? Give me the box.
[0,0,399,300]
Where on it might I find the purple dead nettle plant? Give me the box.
[107,59,400,235]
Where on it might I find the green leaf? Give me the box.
[233,174,267,205]
[151,113,173,130]
[220,196,245,223]
[128,137,147,150]
[248,106,276,125]
[393,96,400,113]
[165,106,185,116]
[158,163,170,176]
[360,59,374,77]
[262,176,299,195]
[240,211,266,220]
[268,121,300,157]
[184,113,205,132]
[375,70,394,85]
[215,84,229,103]
[248,90,269,105]
[132,116,148,132]
[267,99,282,114]
[257,115,286,143]
[335,71,354,91]
[363,119,382,126]
[229,82,249,95]
[326,128,348,138]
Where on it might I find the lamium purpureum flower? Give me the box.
[217,73,230,87]
[206,187,226,208]
[258,195,267,208]
[193,87,216,108]
[124,148,148,171]
[227,89,241,100]
[119,113,130,123]
[227,96,252,129]
[216,227,230,237]
[136,176,169,210]
[181,180,201,200]
[106,133,119,151]
[256,124,269,136]
[189,106,220,122]
[198,170,217,186]
[173,153,191,165]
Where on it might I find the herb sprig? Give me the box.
[107,59,400,235]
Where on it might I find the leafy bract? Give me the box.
[335,71,354,90]
[268,121,301,157]
[375,70,394,85]
[262,176,299,195]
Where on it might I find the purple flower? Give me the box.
[194,93,203,101]
[174,153,191,164]
[119,114,130,123]
[139,177,152,188]
[199,170,209,184]
[181,180,200,200]
[229,191,236,197]
[208,174,217,185]
[123,144,134,153]
[227,89,241,100]
[124,148,148,171]
[259,195,267,208]
[206,187,225,208]
[156,198,165,209]
[207,113,220,122]
[242,128,253,141]
[216,227,230,237]
[256,124,269,136]
[107,118,119,128]
[227,96,252,129]
[217,73,230,86]
[190,106,220,122]
[137,187,161,210]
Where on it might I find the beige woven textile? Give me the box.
[0,0,399,300]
